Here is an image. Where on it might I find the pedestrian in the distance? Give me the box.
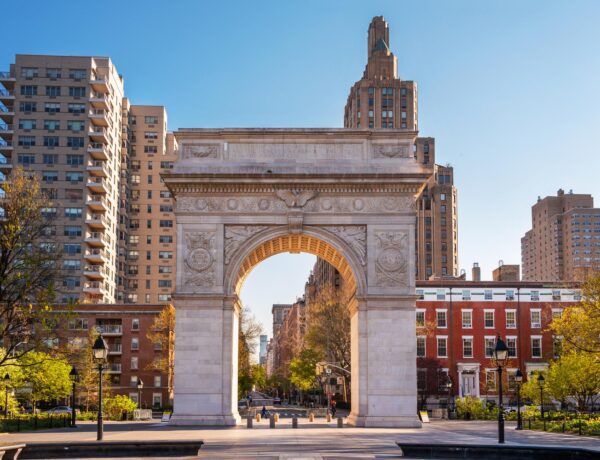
[261,405,267,418]
[331,400,337,417]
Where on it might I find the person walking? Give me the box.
[261,405,267,418]
[331,400,337,417]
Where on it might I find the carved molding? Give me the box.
[180,143,220,159]
[324,226,367,266]
[372,144,411,159]
[224,225,268,265]
[374,231,408,287]
[183,231,216,287]
[176,195,415,214]
[275,190,318,208]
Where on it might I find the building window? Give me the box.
[484,310,495,328]
[436,289,445,301]
[507,337,517,357]
[484,290,493,300]
[44,103,60,113]
[159,235,173,243]
[63,260,81,270]
[21,67,38,78]
[158,294,171,302]
[417,368,427,391]
[132,319,140,331]
[552,290,561,301]
[20,85,38,96]
[68,86,86,97]
[462,289,471,300]
[64,208,82,218]
[68,103,85,114]
[154,375,161,387]
[461,310,472,328]
[46,86,61,97]
[41,207,57,218]
[19,102,37,112]
[64,243,81,254]
[551,308,563,320]
[46,68,61,78]
[531,337,542,358]
[17,154,36,165]
[530,290,539,301]
[159,220,173,228]
[416,336,426,357]
[69,69,87,79]
[152,393,162,408]
[131,337,139,351]
[66,171,83,182]
[64,226,82,237]
[67,120,85,131]
[67,137,84,148]
[530,310,541,328]
[505,310,516,328]
[436,337,448,358]
[485,337,495,358]
[131,357,138,370]
[462,337,473,358]
[436,310,447,328]
[144,116,158,124]
[18,136,36,147]
[68,318,88,330]
[416,310,425,327]
[144,146,158,153]
[160,191,172,199]
[159,251,173,260]
[159,266,172,274]
[485,370,496,391]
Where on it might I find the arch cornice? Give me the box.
[224,225,367,298]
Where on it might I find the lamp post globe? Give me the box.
[69,368,79,428]
[493,336,509,444]
[515,368,523,430]
[92,335,108,441]
[537,373,545,420]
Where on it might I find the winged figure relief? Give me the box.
[275,190,318,208]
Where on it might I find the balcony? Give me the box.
[83,281,103,295]
[86,194,108,212]
[89,109,109,127]
[107,363,122,374]
[96,324,123,336]
[0,140,12,154]
[85,231,106,247]
[89,127,108,144]
[86,177,108,194]
[83,265,105,280]
[0,124,14,141]
[108,343,122,355]
[0,157,12,173]
[84,248,105,264]
[88,143,109,161]
[85,213,108,230]
[89,92,109,110]
[0,106,14,123]
[86,160,108,177]
[0,71,15,90]
[90,77,109,93]
[0,88,14,103]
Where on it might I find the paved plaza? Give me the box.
[3,419,599,459]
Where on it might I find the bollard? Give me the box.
[326,413,331,422]
[247,415,253,428]
[256,413,261,422]
[269,415,275,428]
[292,416,298,428]
[274,413,279,422]
[309,412,314,422]
[337,417,343,428]
[528,418,531,430]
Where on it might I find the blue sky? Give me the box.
[4,1,600,337]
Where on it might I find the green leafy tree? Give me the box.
[146,305,175,401]
[289,347,322,392]
[237,308,262,399]
[551,274,600,354]
[252,364,267,391]
[18,351,71,409]
[547,353,600,411]
[104,395,137,421]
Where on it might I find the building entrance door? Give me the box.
[461,373,477,396]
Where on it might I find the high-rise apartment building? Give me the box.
[0,55,176,304]
[521,189,600,281]
[344,17,458,279]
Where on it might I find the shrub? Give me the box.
[103,395,137,421]
[455,396,487,420]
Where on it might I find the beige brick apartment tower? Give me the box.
[344,17,459,279]
[521,189,600,281]
[0,55,176,304]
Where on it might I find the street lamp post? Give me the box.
[538,374,545,420]
[445,377,453,419]
[3,374,9,418]
[515,368,523,430]
[137,378,144,409]
[69,368,79,428]
[493,336,509,444]
[92,335,108,441]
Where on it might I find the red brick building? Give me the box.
[61,303,173,409]
[415,281,580,405]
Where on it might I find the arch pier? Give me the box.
[163,128,432,427]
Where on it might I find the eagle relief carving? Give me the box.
[275,190,318,208]
[183,231,216,287]
[375,231,408,287]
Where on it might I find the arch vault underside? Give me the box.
[164,128,432,428]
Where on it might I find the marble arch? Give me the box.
[163,128,432,427]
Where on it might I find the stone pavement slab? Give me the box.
[2,419,598,459]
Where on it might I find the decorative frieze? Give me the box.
[227,142,365,161]
[324,226,367,266]
[371,144,411,158]
[224,226,268,265]
[180,143,220,159]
